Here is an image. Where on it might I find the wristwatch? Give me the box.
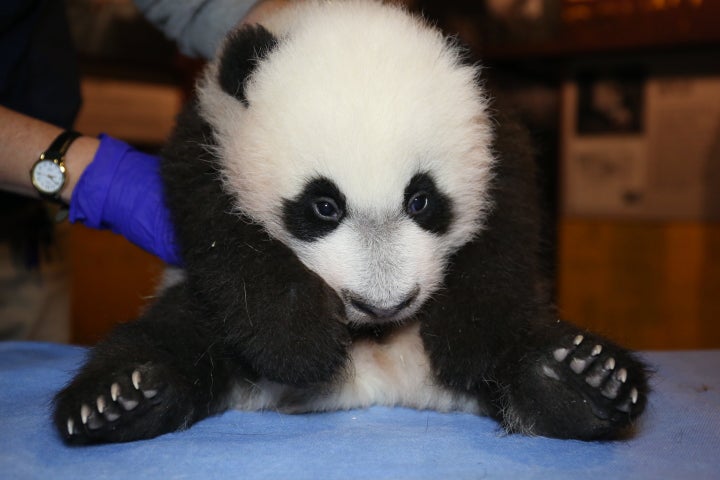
[30,130,81,204]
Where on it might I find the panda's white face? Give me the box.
[199,1,495,325]
[282,172,454,324]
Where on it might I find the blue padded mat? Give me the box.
[1,342,718,479]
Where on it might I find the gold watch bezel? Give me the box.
[30,156,67,197]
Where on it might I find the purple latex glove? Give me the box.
[69,134,181,265]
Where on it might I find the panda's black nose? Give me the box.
[349,289,419,319]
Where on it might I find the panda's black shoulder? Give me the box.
[160,102,253,268]
[160,24,282,258]
[490,97,542,224]
[448,102,547,297]
[161,101,224,234]
[489,103,537,196]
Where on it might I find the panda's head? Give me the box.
[198,0,495,325]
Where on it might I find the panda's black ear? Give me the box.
[218,24,278,106]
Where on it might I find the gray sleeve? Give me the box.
[132,0,256,59]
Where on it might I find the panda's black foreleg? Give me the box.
[53,282,236,444]
[224,264,352,388]
[161,101,352,389]
[419,113,649,439]
[420,240,649,440]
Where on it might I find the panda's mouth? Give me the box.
[343,287,420,324]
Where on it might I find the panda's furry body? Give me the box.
[54,0,648,444]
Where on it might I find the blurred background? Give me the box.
[5,0,719,349]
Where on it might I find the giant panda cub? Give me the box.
[54,0,648,443]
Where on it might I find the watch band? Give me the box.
[43,130,81,163]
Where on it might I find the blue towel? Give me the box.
[1,342,718,479]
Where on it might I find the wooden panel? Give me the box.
[74,77,182,145]
[69,224,164,345]
[480,0,720,59]
[558,218,720,350]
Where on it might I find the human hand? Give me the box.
[69,134,180,265]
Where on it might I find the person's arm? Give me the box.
[0,105,98,204]
[0,0,293,197]
[0,1,295,264]
[0,105,180,264]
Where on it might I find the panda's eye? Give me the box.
[313,197,342,221]
[406,192,429,215]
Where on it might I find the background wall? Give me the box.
[559,220,720,350]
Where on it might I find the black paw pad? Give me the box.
[542,334,645,422]
[56,363,168,443]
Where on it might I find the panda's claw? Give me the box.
[96,395,106,414]
[611,387,638,414]
[605,357,616,371]
[110,382,120,402]
[54,362,173,443]
[132,370,141,390]
[80,404,91,425]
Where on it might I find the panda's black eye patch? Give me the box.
[282,177,346,241]
[403,173,453,234]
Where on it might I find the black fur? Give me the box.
[160,103,351,389]
[53,102,352,444]
[52,282,237,443]
[418,114,649,439]
[53,19,648,444]
[218,24,278,105]
[403,173,453,234]
[53,102,648,444]
[282,177,347,241]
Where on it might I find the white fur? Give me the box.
[229,322,484,415]
[198,0,494,321]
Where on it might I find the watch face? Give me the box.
[32,159,65,195]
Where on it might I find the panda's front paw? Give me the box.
[542,334,647,423]
[501,331,649,439]
[54,363,186,444]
